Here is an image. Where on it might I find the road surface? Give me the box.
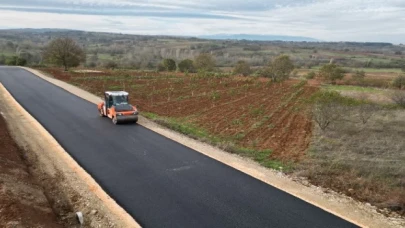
[0,67,357,228]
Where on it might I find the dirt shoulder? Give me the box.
[0,112,63,227]
[0,82,141,228]
[23,67,405,227]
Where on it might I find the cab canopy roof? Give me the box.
[105,91,129,96]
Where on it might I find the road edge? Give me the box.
[21,67,403,228]
[0,79,142,227]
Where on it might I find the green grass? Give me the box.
[176,95,191,101]
[310,66,402,73]
[322,85,384,93]
[321,51,353,57]
[142,112,284,170]
[350,57,391,63]
[142,112,159,119]
[234,147,285,169]
[323,85,385,93]
[73,75,164,81]
[107,85,123,90]
[348,68,403,73]
[98,54,115,60]
[249,105,265,117]
[131,84,145,89]
[142,112,222,143]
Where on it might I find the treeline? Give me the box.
[36,37,295,81]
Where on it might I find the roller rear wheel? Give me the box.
[112,116,118,125]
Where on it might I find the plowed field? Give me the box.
[41,68,318,162]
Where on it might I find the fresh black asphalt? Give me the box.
[0,67,358,228]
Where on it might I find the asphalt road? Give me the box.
[0,67,357,228]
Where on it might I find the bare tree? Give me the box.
[357,103,380,124]
[311,91,348,131]
[312,102,345,130]
[43,38,85,71]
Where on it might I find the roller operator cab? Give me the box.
[97,91,139,125]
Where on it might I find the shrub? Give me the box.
[352,70,365,81]
[0,55,6,65]
[178,59,195,73]
[318,64,345,84]
[392,75,405,89]
[5,56,27,66]
[156,63,166,72]
[163,58,176,72]
[194,53,215,72]
[266,55,295,82]
[233,60,251,76]
[16,57,27,66]
[86,62,97,68]
[305,71,316,79]
[5,57,16,66]
[104,61,118,69]
[391,91,405,107]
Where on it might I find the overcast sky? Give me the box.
[0,0,404,43]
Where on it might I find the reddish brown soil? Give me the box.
[0,115,63,227]
[41,68,318,162]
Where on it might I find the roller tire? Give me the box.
[112,116,118,125]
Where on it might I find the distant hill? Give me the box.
[1,29,316,42]
[199,34,319,42]
[2,28,74,33]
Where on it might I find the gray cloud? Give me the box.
[0,6,249,20]
[0,0,404,43]
[2,0,314,11]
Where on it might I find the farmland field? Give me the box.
[41,68,317,166]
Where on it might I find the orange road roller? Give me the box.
[98,91,139,124]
